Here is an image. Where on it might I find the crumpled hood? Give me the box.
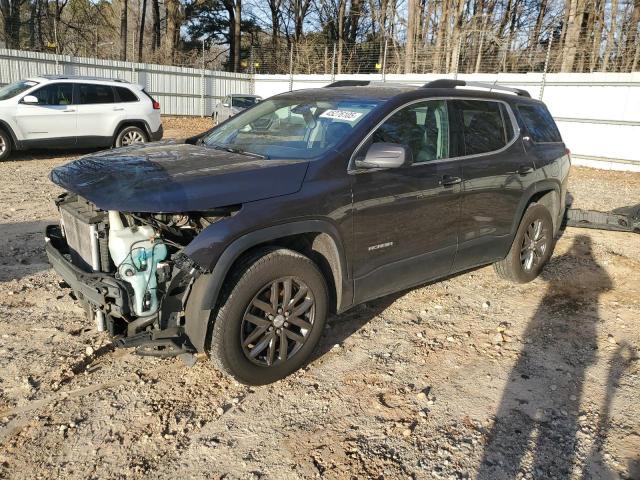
[50,143,309,213]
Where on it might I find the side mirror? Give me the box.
[22,95,38,104]
[222,102,230,107]
[358,142,413,169]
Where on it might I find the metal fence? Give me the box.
[1,48,639,171]
[0,48,252,116]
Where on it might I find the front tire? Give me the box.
[114,126,147,148]
[209,248,328,385]
[494,203,554,283]
[0,129,12,161]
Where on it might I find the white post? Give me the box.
[288,44,294,92]
[539,35,553,101]
[201,39,205,117]
[382,39,388,83]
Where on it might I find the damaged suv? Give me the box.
[46,79,570,385]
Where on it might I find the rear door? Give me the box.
[14,82,76,145]
[75,83,124,143]
[450,98,535,271]
[351,99,462,303]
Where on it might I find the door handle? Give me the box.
[63,108,76,112]
[113,107,125,111]
[517,165,534,175]
[440,175,462,187]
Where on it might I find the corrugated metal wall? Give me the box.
[0,49,252,116]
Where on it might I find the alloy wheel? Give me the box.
[520,218,548,271]
[121,130,145,146]
[240,277,315,367]
[0,136,6,155]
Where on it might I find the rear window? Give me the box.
[517,104,562,143]
[454,100,511,156]
[78,84,115,104]
[115,86,138,102]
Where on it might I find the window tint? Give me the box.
[455,100,509,156]
[0,80,38,100]
[78,84,115,104]
[364,100,449,163]
[30,83,73,106]
[115,86,138,102]
[232,96,260,108]
[517,104,562,143]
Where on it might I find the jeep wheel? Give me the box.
[209,248,328,385]
[494,203,554,283]
[0,129,12,161]
[115,126,147,148]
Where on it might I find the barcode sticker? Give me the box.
[319,109,363,122]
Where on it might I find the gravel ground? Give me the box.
[0,117,639,480]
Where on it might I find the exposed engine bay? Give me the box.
[50,193,234,356]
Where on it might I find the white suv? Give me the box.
[0,75,163,161]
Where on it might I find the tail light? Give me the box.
[152,100,160,110]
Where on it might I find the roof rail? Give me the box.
[423,79,531,98]
[39,74,130,83]
[324,80,371,88]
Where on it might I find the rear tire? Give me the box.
[0,129,12,161]
[494,203,554,283]
[209,248,328,385]
[114,126,147,148]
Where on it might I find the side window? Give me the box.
[454,100,510,156]
[359,100,449,163]
[115,86,139,102]
[517,104,562,143]
[29,83,73,106]
[78,84,115,104]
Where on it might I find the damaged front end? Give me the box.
[45,193,236,357]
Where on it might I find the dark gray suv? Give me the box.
[46,79,570,385]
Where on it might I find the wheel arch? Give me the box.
[184,221,351,353]
[0,120,19,150]
[113,119,152,144]
[511,180,562,237]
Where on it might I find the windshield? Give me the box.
[203,96,381,160]
[232,96,261,108]
[0,80,38,101]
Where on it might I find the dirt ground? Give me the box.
[0,116,639,480]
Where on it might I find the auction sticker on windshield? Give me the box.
[319,110,363,122]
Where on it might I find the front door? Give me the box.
[14,82,76,145]
[351,99,462,304]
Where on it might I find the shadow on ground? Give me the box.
[0,220,54,281]
[477,235,636,479]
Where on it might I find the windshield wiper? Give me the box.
[209,144,268,159]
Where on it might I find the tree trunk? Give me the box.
[138,0,147,62]
[433,0,450,72]
[152,0,160,51]
[561,0,582,71]
[528,0,547,67]
[601,0,618,71]
[589,0,604,71]
[337,0,346,74]
[165,0,180,63]
[120,0,128,60]
[405,0,417,73]
[233,0,241,71]
[624,0,640,71]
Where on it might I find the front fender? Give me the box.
[183,219,350,352]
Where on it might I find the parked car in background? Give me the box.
[212,94,262,124]
[0,75,162,161]
[46,79,569,385]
